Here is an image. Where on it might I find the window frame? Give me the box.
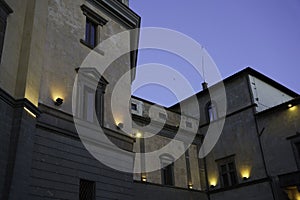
[0,1,13,62]
[206,101,218,122]
[216,155,238,188]
[80,4,107,49]
[290,134,300,170]
[79,179,96,200]
[160,154,175,186]
[75,68,108,126]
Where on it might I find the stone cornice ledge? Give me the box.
[87,0,140,29]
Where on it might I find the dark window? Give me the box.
[85,18,97,48]
[79,179,95,200]
[207,101,218,122]
[296,142,300,158]
[80,5,107,49]
[217,156,238,188]
[0,1,13,62]
[131,103,137,111]
[162,164,174,185]
[186,121,192,128]
[159,112,167,120]
[160,154,174,186]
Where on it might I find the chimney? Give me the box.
[202,82,208,90]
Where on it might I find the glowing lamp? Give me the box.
[54,98,63,106]
[135,132,142,138]
[241,168,251,181]
[116,122,124,129]
[141,176,147,182]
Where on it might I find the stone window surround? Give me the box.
[216,154,238,188]
[80,4,108,49]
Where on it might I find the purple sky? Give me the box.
[130,0,300,107]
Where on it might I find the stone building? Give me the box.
[133,67,299,200]
[0,0,141,199]
[0,0,299,200]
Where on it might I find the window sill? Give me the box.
[80,39,105,56]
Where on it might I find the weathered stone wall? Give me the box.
[28,105,135,200]
[257,103,300,176]
[133,181,208,200]
[40,0,133,133]
[210,182,273,200]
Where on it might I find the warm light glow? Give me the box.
[285,186,300,200]
[240,167,251,180]
[289,105,297,111]
[24,107,36,118]
[52,91,65,104]
[188,183,193,189]
[209,178,218,187]
[288,104,293,108]
[135,132,142,138]
[141,175,147,182]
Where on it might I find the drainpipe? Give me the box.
[254,117,277,200]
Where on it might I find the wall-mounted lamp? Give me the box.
[210,185,216,189]
[188,183,193,189]
[241,168,251,181]
[141,176,147,182]
[116,123,124,129]
[132,132,143,138]
[54,98,63,106]
[288,104,293,108]
[209,178,217,189]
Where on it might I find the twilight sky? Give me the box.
[130,0,300,107]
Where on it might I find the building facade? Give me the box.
[134,68,299,200]
[0,0,141,199]
[0,1,299,200]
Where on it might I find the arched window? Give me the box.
[207,101,218,122]
[160,154,174,186]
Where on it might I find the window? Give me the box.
[289,135,300,169]
[217,156,238,188]
[131,103,137,111]
[159,112,167,120]
[83,86,95,123]
[186,121,193,128]
[0,1,13,61]
[85,18,97,48]
[79,179,95,200]
[296,142,300,158]
[76,68,108,126]
[80,5,107,49]
[207,101,218,122]
[160,154,174,186]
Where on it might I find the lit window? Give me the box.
[207,101,218,122]
[160,154,174,186]
[217,156,238,188]
[79,179,95,200]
